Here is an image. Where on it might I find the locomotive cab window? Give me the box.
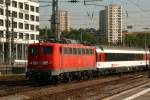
[43,46,52,54]
[29,46,38,55]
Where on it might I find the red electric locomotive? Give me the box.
[26,42,96,82]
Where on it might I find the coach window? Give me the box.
[43,46,52,54]
[137,54,143,60]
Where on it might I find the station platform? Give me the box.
[103,80,150,100]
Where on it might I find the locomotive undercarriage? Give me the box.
[26,69,97,83]
[26,65,147,83]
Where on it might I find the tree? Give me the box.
[125,33,150,48]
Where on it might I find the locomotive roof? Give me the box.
[29,42,94,48]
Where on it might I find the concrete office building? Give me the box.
[99,4,122,44]
[0,0,39,65]
[58,10,70,32]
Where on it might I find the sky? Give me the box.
[39,0,150,32]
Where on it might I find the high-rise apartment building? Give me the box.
[0,0,39,64]
[99,4,122,44]
[58,10,70,32]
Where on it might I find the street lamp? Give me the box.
[143,27,150,49]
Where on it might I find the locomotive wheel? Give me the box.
[62,73,72,83]
[52,76,58,84]
[77,72,82,81]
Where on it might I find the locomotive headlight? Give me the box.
[42,61,49,65]
[32,61,38,65]
[29,62,32,65]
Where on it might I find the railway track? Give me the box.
[0,71,149,100]
[30,72,149,100]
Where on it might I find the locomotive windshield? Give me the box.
[43,46,52,54]
[29,46,52,55]
[29,46,38,55]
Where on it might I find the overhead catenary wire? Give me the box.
[39,0,150,30]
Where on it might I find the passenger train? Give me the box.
[26,42,149,82]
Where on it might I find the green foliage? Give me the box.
[61,28,99,44]
[125,33,150,48]
[39,27,51,37]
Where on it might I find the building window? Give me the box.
[12,11,17,18]
[5,10,11,16]
[13,32,17,38]
[19,22,23,29]
[5,20,10,27]
[30,25,34,30]
[36,35,39,40]
[0,0,4,4]
[13,22,17,28]
[5,0,10,6]
[36,16,39,22]
[25,34,29,40]
[12,1,17,8]
[30,15,34,21]
[0,8,4,15]
[0,19,3,26]
[0,31,3,37]
[25,23,29,30]
[36,7,39,13]
[25,14,29,20]
[30,5,34,12]
[30,34,34,40]
[19,33,23,39]
[19,2,23,9]
[36,25,39,31]
[25,4,29,10]
[19,13,23,19]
